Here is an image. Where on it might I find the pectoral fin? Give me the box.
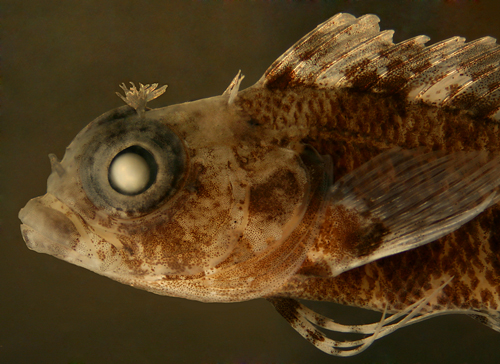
[321,148,500,276]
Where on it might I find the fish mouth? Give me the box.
[19,194,127,277]
[19,194,81,256]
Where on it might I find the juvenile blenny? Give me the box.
[19,13,500,356]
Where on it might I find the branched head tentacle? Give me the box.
[116,82,168,118]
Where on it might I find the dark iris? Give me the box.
[80,111,187,217]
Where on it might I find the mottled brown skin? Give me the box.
[238,85,500,316]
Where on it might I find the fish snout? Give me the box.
[19,196,80,254]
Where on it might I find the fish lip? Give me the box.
[20,222,68,254]
[19,196,123,276]
[19,221,103,274]
[18,195,81,251]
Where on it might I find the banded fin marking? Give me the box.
[268,278,458,357]
[260,13,500,120]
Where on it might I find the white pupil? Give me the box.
[109,153,150,194]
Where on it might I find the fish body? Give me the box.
[18,13,500,355]
[241,85,500,308]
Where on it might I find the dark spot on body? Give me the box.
[247,118,260,126]
[356,221,389,257]
[248,169,300,224]
[297,258,332,277]
[317,205,389,258]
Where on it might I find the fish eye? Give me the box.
[108,146,157,195]
[80,114,187,217]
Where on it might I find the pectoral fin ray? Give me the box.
[326,148,500,276]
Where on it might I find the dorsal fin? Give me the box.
[259,13,500,121]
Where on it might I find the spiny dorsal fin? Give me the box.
[260,13,500,121]
[223,70,245,104]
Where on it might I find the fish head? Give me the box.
[19,94,323,302]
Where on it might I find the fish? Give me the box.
[18,12,500,356]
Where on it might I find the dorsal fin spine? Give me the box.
[259,13,500,120]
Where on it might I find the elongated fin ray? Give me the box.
[267,278,459,357]
[260,13,500,120]
[468,312,500,332]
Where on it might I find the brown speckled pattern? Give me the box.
[239,86,500,315]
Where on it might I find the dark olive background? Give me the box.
[3,1,500,363]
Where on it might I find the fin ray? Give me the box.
[259,13,500,120]
[267,277,455,357]
[326,148,500,275]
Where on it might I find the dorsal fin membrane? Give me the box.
[261,13,500,121]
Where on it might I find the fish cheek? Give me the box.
[248,169,302,225]
[118,149,246,276]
